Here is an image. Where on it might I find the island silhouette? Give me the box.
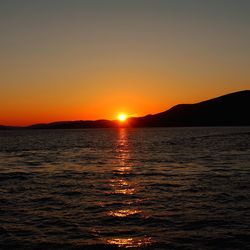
[1,90,250,129]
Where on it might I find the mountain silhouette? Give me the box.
[0,125,21,130]
[128,90,250,127]
[27,119,116,129]
[1,90,249,129]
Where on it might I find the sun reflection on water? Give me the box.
[106,236,152,248]
[104,128,152,248]
[110,128,134,196]
[108,209,141,218]
[109,179,135,195]
[116,166,132,173]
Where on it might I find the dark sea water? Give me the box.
[0,127,250,250]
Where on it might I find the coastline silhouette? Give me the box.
[1,90,249,129]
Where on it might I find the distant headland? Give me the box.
[1,90,250,129]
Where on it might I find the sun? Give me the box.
[117,113,127,122]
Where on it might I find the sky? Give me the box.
[0,0,250,126]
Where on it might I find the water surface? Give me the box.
[0,127,250,249]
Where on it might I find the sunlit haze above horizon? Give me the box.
[1,0,250,126]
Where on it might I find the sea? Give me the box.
[0,127,249,250]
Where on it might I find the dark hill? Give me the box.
[0,125,21,130]
[27,119,117,129]
[128,90,250,127]
[1,90,249,129]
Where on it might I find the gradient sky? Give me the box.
[1,0,250,125]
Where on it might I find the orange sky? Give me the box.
[1,1,250,126]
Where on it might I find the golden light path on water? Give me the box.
[107,209,141,218]
[106,237,152,248]
[109,179,135,195]
[105,128,152,248]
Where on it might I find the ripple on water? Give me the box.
[106,236,153,248]
[0,127,250,249]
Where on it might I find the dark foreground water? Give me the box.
[0,127,250,250]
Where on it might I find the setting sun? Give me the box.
[117,113,127,122]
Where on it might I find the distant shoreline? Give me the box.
[1,90,250,130]
[1,125,250,131]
